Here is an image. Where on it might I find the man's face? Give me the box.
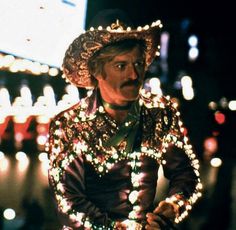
[95,47,146,104]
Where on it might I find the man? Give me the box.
[47,9,202,230]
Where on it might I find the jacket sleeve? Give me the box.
[47,117,115,229]
[160,100,202,223]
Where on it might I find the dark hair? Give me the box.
[88,39,147,79]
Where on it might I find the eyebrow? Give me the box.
[111,58,144,64]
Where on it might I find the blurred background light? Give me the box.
[210,157,222,168]
[3,208,16,220]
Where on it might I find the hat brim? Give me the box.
[63,21,162,88]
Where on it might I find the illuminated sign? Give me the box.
[0,0,87,67]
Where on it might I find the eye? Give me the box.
[134,61,144,68]
[115,63,126,70]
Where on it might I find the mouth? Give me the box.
[121,80,141,88]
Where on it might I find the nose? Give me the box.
[127,64,138,80]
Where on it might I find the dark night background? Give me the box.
[86,0,234,98]
[85,0,235,158]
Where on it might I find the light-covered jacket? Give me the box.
[48,89,202,229]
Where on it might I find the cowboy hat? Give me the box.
[62,9,163,88]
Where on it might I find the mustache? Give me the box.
[121,79,141,88]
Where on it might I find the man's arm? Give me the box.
[47,118,116,229]
[146,99,202,229]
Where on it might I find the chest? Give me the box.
[68,109,169,175]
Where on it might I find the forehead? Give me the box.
[109,47,144,62]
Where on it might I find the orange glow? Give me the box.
[204,137,218,154]
[214,111,225,124]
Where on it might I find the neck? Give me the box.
[101,98,133,111]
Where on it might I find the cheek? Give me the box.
[107,78,120,88]
[104,71,122,85]
[100,75,118,90]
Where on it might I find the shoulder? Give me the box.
[50,101,81,127]
[139,89,181,130]
[139,89,178,111]
[50,95,94,127]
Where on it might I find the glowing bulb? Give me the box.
[210,157,222,167]
[188,35,198,47]
[188,47,199,61]
[228,100,236,111]
[149,77,162,95]
[3,208,16,220]
[37,135,48,145]
[0,151,4,160]
[15,151,28,161]
[38,152,48,162]
[214,111,225,124]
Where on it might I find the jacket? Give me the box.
[47,89,202,229]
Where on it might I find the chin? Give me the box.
[122,91,140,101]
[119,86,141,101]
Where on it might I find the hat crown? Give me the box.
[88,9,134,30]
